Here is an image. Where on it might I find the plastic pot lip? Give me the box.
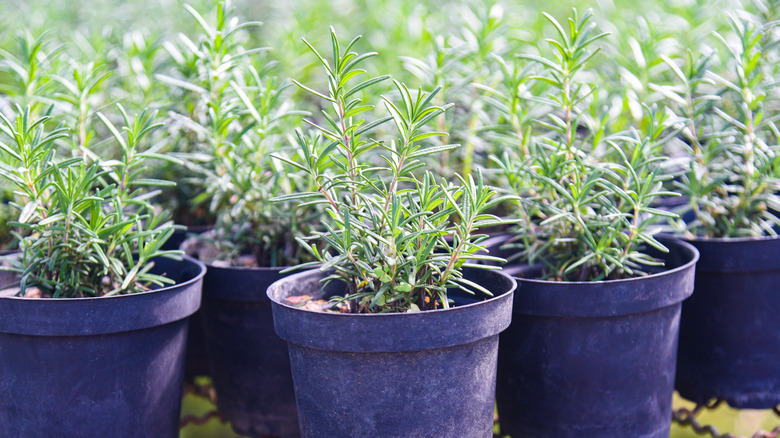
[0,255,206,336]
[205,263,287,274]
[202,263,293,302]
[267,267,517,318]
[0,253,206,302]
[674,233,780,244]
[268,267,516,353]
[506,238,699,318]
[513,238,699,286]
[661,232,780,273]
[197,244,287,273]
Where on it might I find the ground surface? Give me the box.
[179,391,779,438]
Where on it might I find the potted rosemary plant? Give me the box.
[658,13,780,409]
[159,3,317,436]
[266,30,517,437]
[488,10,699,437]
[0,105,205,436]
[0,185,14,253]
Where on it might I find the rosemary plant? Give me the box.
[153,1,261,228]
[0,105,180,297]
[50,59,113,154]
[399,3,512,180]
[275,30,510,313]
[112,30,171,112]
[660,12,780,238]
[160,2,318,267]
[493,9,678,281]
[0,185,14,249]
[0,31,62,113]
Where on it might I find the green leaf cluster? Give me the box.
[158,2,321,267]
[491,10,678,281]
[657,12,780,238]
[0,105,180,297]
[277,29,511,313]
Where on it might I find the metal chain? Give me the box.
[180,388,780,436]
[672,399,780,438]
[182,381,218,404]
[180,410,227,428]
[180,381,225,428]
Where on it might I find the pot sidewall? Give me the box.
[497,238,698,438]
[676,235,780,408]
[0,256,205,438]
[199,265,299,437]
[267,268,516,438]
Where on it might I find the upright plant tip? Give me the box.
[278,31,510,313]
[0,105,181,298]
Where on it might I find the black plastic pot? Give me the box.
[675,235,780,408]
[167,224,213,382]
[0,255,205,438]
[268,268,516,438]
[200,265,299,437]
[496,238,699,438]
[184,306,210,382]
[160,224,214,252]
[161,227,189,252]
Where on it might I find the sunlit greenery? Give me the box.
[2,0,777,434]
[275,30,511,312]
[0,105,180,297]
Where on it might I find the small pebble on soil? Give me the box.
[284,295,348,312]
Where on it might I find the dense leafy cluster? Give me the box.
[0,0,777,296]
[159,2,319,267]
[276,30,510,312]
[490,10,678,281]
[657,12,780,238]
[471,2,778,277]
[0,106,178,297]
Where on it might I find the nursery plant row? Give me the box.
[0,0,778,436]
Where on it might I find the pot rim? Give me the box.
[506,238,699,317]
[267,267,516,318]
[268,267,516,352]
[674,233,780,244]
[0,254,206,302]
[513,237,699,286]
[661,232,780,273]
[205,263,287,274]
[202,263,292,302]
[0,255,206,335]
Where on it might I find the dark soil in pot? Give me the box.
[200,265,299,437]
[0,255,206,438]
[675,234,780,409]
[496,238,699,438]
[267,268,516,438]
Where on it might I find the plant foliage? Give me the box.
[492,9,678,281]
[275,29,511,313]
[0,105,180,297]
[659,11,780,238]
[160,2,319,267]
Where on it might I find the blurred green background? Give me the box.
[2,0,776,436]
